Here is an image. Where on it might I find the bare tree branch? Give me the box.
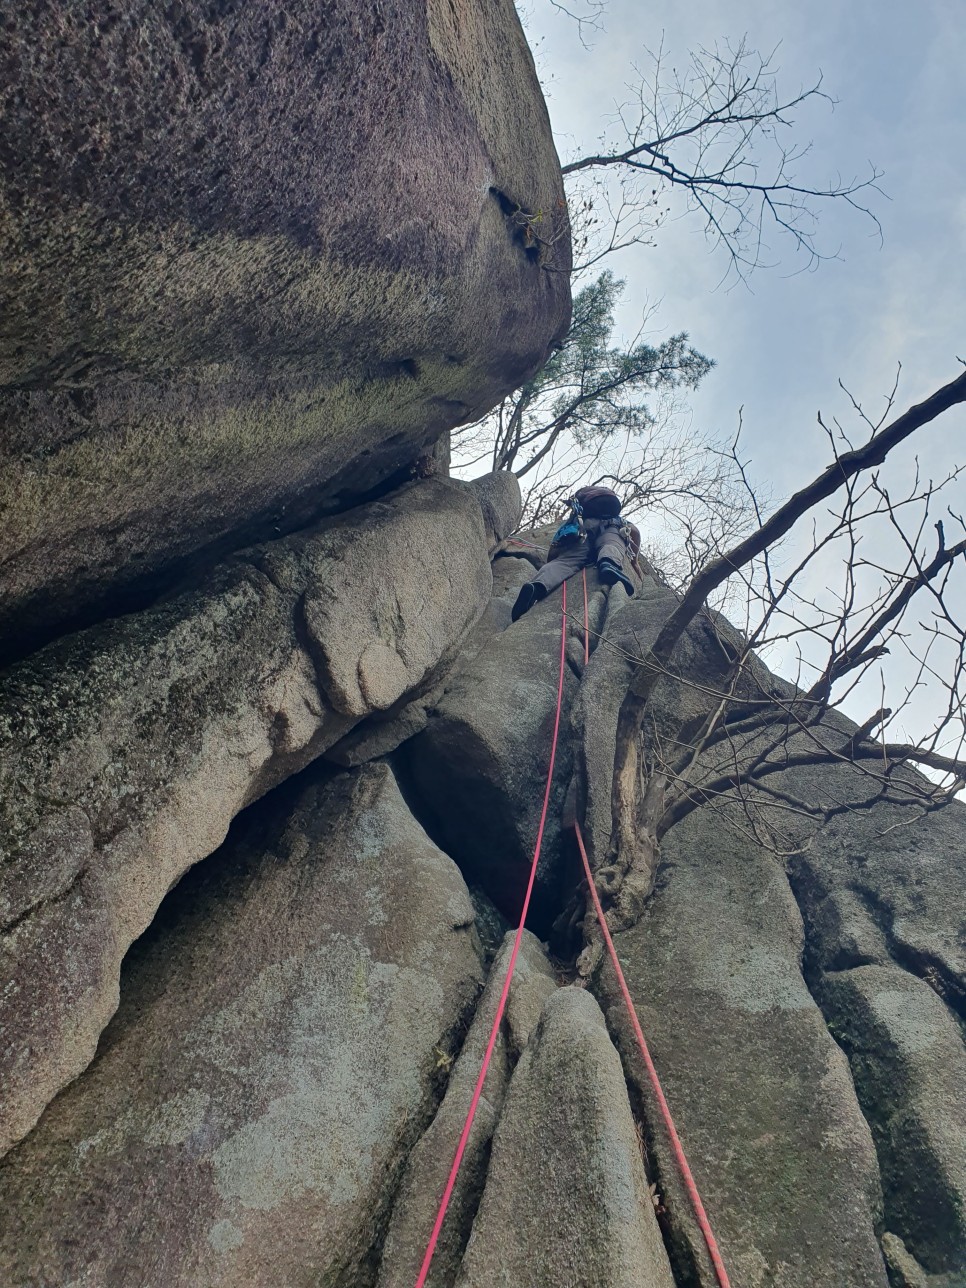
[556,38,884,280]
[602,367,966,881]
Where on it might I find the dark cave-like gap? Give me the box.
[390,740,582,947]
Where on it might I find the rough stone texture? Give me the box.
[724,707,966,1014]
[326,478,525,769]
[326,563,531,770]
[571,578,678,874]
[821,966,966,1278]
[0,763,483,1287]
[378,930,557,1288]
[579,580,966,1281]
[458,472,524,555]
[783,762,966,1013]
[484,552,540,626]
[0,476,494,1155]
[0,0,571,660]
[401,564,585,934]
[709,711,966,1277]
[456,987,676,1288]
[598,810,890,1288]
[880,1234,930,1288]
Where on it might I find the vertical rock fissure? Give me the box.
[616,1064,705,1288]
[374,1002,520,1288]
[843,883,966,1030]
[390,745,576,941]
[784,864,961,1279]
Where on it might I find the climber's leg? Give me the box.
[512,542,590,620]
[511,581,547,621]
[592,520,635,596]
[530,541,592,593]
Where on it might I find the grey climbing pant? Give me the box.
[530,518,629,595]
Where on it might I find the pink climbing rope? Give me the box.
[573,819,732,1288]
[413,581,570,1288]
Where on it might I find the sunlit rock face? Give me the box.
[0,0,571,662]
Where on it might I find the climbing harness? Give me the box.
[413,574,731,1288]
[550,498,584,550]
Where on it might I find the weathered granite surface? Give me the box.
[0,764,483,1287]
[0,0,571,659]
[0,476,505,1155]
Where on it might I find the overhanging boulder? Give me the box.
[0,0,571,659]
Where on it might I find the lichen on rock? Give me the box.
[0,0,571,663]
[0,762,483,1286]
[0,475,510,1156]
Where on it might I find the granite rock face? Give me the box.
[821,965,966,1278]
[784,786,966,1281]
[378,929,557,1288]
[577,572,966,1285]
[598,812,890,1288]
[0,763,483,1288]
[0,0,571,659]
[0,475,511,1155]
[401,559,599,933]
[456,473,526,557]
[4,5,966,1274]
[3,499,966,1285]
[456,987,676,1288]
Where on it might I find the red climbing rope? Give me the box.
[581,567,590,666]
[573,819,732,1288]
[415,570,727,1286]
[413,582,570,1288]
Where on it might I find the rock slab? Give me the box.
[402,571,583,934]
[599,812,890,1287]
[378,929,557,1288]
[0,763,483,1287]
[0,476,496,1156]
[456,986,676,1288]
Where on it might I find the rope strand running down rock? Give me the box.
[413,582,570,1288]
[574,817,732,1288]
[582,568,590,666]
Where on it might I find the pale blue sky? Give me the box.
[522,0,965,497]
[517,0,965,753]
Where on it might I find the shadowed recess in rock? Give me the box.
[0,762,484,1287]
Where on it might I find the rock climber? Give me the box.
[511,485,641,621]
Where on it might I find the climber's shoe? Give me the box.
[597,558,634,596]
[511,582,547,621]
